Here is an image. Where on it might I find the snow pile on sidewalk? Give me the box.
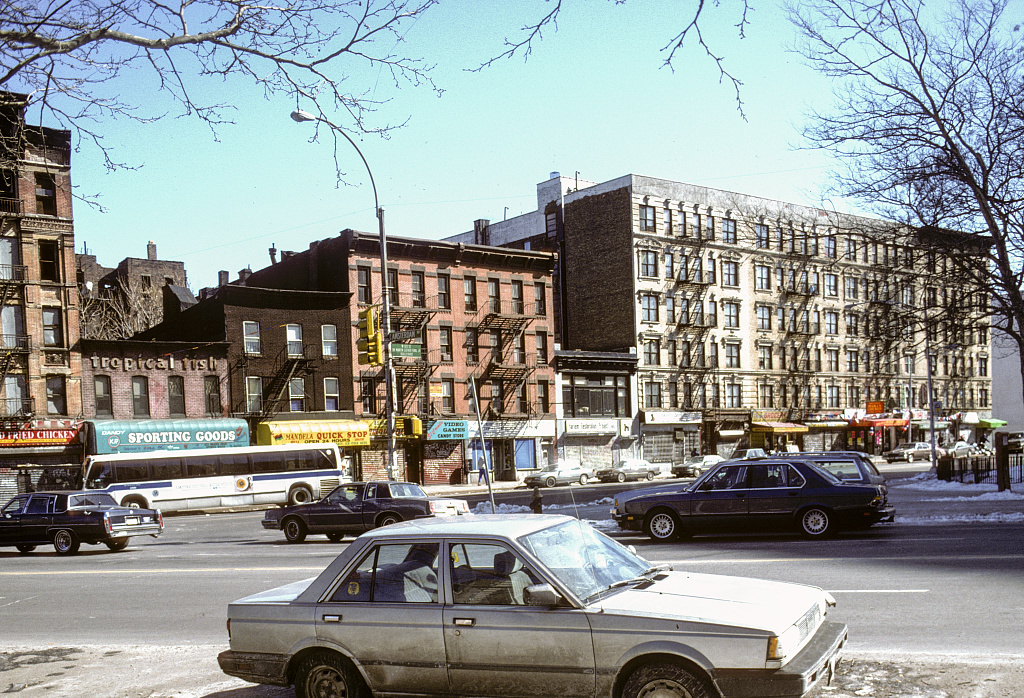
[888,472,1024,524]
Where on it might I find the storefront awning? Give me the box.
[912,420,951,430]
[257,420,371,447]
[751,421,809,433]
[978,417,1008,428]
[804,420,851,428]
[853,417,909,428]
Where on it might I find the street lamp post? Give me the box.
[290,110,397,481]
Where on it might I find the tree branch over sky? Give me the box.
[790,0,1024,403]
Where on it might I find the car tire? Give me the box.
[622,662,713,698]
[327,532,344,543]
[798,507,833,538]
[644,510,680,541]
[52,529,80,555]
[544,476,556,488]
[16,544,35,554]
[616,472,627,483]
[122,495,147,509]
[105,539,129,552]
[579,474,589,485]
[376,513,401,528]
[294,650,369,698]
[289,485,314,506]
[283,517,307,543]
[646,471,655,481]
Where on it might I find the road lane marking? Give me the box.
[829,589,930,593]
[664,554,1024,564]
[0,567,324,576]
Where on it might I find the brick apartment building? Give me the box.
[0,91,83,485]
[449,173,994,463]
[238,229,558,484]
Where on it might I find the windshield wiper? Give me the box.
[583,565,672,604]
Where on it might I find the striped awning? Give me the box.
[751,421,809,433]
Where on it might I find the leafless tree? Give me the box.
[789,0,1024,404]
[79,274,164,339]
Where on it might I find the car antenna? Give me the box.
[568,483,603,610]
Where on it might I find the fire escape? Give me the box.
[470,298,537,426]
[388,298,437,417]
[0,260,30,422]
[780,250,819,419]
[238,343,314,422]
[673,221,716,423]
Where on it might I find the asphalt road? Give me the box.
[2,471,1023,696]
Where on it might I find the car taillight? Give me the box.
[157,510,164,530]
[104,513,113,535]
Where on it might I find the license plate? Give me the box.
[125,516,139,525]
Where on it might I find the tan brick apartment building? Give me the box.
[450,173,993,463]
[239,229,558,484]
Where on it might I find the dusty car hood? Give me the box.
[595,571,826,634]
[234,577,316,604]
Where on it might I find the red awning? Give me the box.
[853,417,909,428]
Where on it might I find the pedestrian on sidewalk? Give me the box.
[530,487,543,514]
[477,466,489,485]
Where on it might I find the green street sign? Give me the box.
[390,343,422,358]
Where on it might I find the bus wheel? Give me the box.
[289,485,314,505]
[283,517,308,543]
[122,496,146,509]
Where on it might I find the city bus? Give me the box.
[80,443,349,513]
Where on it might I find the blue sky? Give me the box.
[70,0,843,290]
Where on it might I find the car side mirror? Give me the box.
[523,583,564,607]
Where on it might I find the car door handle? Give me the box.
[453,618,475,626]
[322,614,342,623]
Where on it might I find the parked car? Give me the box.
[671,454,724,478]
[729,447,768,460]
[1007,432,1024,454]
[612,458,895,541]
[0,491,163,555]
[883,442,938,462]
[594,458,658,483]
[523,461,595,488]
[790,451,887,487]
[262,481,469,543]
[946,441,974,458]
[220,514,847,698]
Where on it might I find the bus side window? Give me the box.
[186,460,217,478]
[219,454,249,476]
[251,453,284,474]
[116,464,150,483]
[150,458,183,480]
[87,463,113,488]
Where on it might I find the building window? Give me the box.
[758,383,774,408]
[534,282,546,315]
[437,274,451,309]
[488,279,501,312]
[825,311,839,335]
[132,376,150,417]
[644,339,660,365]
[705,256,716,284]
[637,295,659,324]
[35,173,57,215]
[666,296,676,324]
[324,377,340,411]
[319,324,338,358]
[465,328,479,363]
[846,349,860,373]
[722,219,737,244]
[436,378,453,413]
[361,378,376,413]
[644,381,662,408]
[204,376,221,416]
[663,206,674,234]
[726,343,741,368]
[42,307,63,347]
[755,223,770,249]
[464,277,477,311]
[845,277,858,300]
[513,334,527,364]
[726,383,742,408]
[758,346,773,370]
[246,376,263,413]
[168,375,186,416]
[640,204,656,231]
[140,274,152,291]
[357,267,372,304]
[440,327,453,362]
[756,305,772,330]
[289,377,305,412]
[826,349,840,372]
[720,257,737,284]
[536,331,548,364]
[94,376,113,417]
[755,265,771,291]
[286,324,303,356]
[539,382,550,413]
[723,302,740,329]
[511,280,524,314]
[489,381,504,414]
[825,236,837,259]
[664,252,674,278]
[388,268,399,306]
[243,321,261,354]
[827,385,840,408]
[824,273,839,297]
[640,250,658,277]
[45,375,66,414]
[412,271,426,307]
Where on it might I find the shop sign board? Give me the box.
[258,421,370,448]
[425,420,469,441]
[88,419,249,454]
[564,419,618,435]
[0,423,81,448]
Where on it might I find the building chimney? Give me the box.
[238,267,252,283]
[218,270,229,287]
[147,240,157,260]
[474,219,490,246]
[269,244,278,265]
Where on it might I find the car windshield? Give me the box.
[518,520,655,603]
[389,484,426,498]
[67,493,119,507]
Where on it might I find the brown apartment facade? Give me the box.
[239,230,558,484]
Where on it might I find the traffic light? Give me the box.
[357,307,382,366]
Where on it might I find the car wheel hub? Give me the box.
[637,678,694,698]
[650,514,674,538]
[305,665,347,698]
[803,511,828,533]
